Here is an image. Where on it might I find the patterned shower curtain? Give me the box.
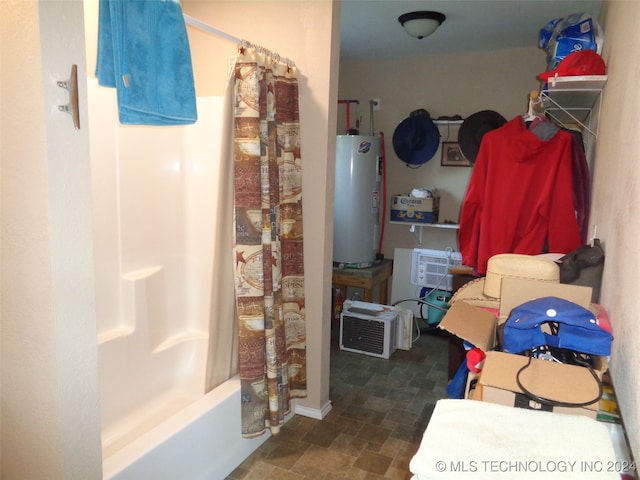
[232,46,307,437]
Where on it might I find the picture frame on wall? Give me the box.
[441,142,472,167]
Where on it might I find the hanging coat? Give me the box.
[459,116,581,275]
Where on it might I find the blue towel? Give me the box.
[96,0,197,125]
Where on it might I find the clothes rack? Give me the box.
[183,14,296,67]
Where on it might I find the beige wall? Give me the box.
[592,0,640,460]
[338,47,548,257]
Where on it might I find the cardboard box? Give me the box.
[477,351,604,419]
[438,278,608,418]
[497,277,593,322]
[466,371,480,400]
[390,195,439,224]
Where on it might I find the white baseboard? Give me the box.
[293,399,333,420]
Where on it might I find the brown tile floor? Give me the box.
[226,319,451,479]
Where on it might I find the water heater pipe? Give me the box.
[378,131,387,255]
[367,99,386,255]
[338,99,360,133]
[369,99,378,136]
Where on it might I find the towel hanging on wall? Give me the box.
[96,0,197,125]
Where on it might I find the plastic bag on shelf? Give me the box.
[539,13,604,72]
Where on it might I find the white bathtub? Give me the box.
[103,376,270,480]
[96,265,268,479]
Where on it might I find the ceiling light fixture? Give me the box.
[398,11,446,39]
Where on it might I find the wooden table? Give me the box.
[332,259,393,304]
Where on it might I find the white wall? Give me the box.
[591,0,640,460]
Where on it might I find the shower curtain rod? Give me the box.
[183,14,296,67]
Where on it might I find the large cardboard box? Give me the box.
[438,278,608,418]
[478,351,604,418]
[497,277,593,321]
[390,195,439,224]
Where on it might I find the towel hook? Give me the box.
[57,64,80,130]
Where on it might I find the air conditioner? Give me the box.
[339,301,398,359]
[410,248,462,291]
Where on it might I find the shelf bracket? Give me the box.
[540,90,598,137]
[409,224,423,247]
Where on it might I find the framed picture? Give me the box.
[441,142,471,167]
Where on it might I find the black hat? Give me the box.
[458,110,507,164]
[392,110,440,166]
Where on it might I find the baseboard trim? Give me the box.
[294,400,333,420]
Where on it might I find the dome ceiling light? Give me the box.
[398,11,446,39]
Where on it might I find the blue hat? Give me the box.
[392,111,440,166]
[503,296,612,356]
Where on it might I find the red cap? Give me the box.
[538,50,606,81]
[466,347,486,374]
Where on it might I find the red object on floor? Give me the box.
[333,288,344,323]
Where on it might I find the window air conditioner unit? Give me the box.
[339,301,398,359]
[410,248,462,291]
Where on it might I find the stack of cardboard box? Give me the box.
[439,277,609,419]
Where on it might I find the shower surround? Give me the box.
[88,82,263,478]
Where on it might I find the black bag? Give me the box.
[556,238,604,303]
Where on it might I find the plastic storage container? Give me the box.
[426,289,451,325]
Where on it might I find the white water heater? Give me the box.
[333,135,382,268]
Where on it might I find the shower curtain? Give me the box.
[232,46,307,437]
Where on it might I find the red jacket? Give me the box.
[459,117,581,274]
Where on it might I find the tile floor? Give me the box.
[226,319,451,479]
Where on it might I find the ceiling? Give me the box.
[339,0,603,61]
